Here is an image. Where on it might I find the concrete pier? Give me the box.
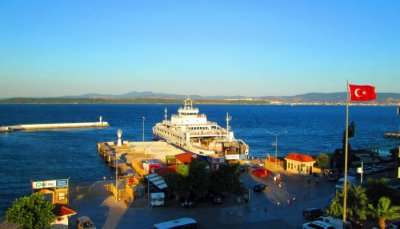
[0,121,109,133]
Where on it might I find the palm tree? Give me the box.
[369,196,400,229]
[326,185,369,222]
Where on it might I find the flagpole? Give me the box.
[343,81,350,223]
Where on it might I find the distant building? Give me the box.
[51,204,76,228]
[264,156,285,172]
[285,153,315,175]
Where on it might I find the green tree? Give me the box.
[209,163,241,194]
[326,185,369,222]
[366,178,400,205]
[316,153,331,169]
[164,173,190,197]
[187,159,210,198]
[368,196,400,229]
[6,193,55,229]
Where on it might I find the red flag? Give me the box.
[349,84,376,102]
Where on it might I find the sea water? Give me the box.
[0,104,399,214]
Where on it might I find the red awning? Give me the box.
[175,152,194,164]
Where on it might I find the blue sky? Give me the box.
[0,0,399,97]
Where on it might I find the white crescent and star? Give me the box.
[354,88,366,97]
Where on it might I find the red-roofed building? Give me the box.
[51,204,77,228]
[285,153,315,174]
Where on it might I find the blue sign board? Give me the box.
[56,179,69,188]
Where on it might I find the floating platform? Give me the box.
[384,132,400,139]
[0,121,109,133]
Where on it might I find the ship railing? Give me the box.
[189,130,227,136]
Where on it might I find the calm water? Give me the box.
[0,104,399,214]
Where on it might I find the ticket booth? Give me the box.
[31,179,69,205]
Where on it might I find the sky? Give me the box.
[0,0,399,98]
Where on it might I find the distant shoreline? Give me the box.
[0,98,398,106]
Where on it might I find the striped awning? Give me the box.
[146,173,168,190]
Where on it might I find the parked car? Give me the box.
[153,217,198,229]
[325,169,339,181]
[302,208,324,221]
[150,192,165,207]
[315,216,352,229]
[253,183,266,192]
[242,192,249,203]
[389,221,400,229]
[180,196,196,208]
[303,220,335,229]
[76,216,96,229]
[335,176,357,190]
[211,193,224,205]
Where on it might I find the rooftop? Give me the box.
[285,153,315,163]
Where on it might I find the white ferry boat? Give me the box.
[152,98,249,160]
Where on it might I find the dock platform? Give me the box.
[97,141,187,177]
[384,132,400,139]
[0,121,109,133]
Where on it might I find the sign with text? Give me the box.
[56,179,69,188]
[32,179,69,189]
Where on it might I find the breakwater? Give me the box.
[0,121,109,133]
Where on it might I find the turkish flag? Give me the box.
[349,84,376,102]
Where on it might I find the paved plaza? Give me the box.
[69,171,335,229]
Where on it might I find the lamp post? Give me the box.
[266,130,287,172]
[357,160,364,184]
[142,116,146,142]
[115,129,122,201]
[115,152,118,201]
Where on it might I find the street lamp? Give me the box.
[357,160,364,184]
[115,129,123,201]
[115,152,119,201]
[266,130,287,172]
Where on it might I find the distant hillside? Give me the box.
[67,91,248,100]
[287,92,400,103]
[1,91,400,104]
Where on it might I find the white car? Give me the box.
[315,216,352,229]
[335,176,357,190]
[303,220,335,229]
[150,192,165,207]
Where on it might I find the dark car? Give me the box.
[179,196,196,208]
[76,216,96,229]
[180,198,195,208]
[206,192,224,205]
[389,220,400,229]
[303,208,324,221]
[212,194,224,205]
[253,183,267,192]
